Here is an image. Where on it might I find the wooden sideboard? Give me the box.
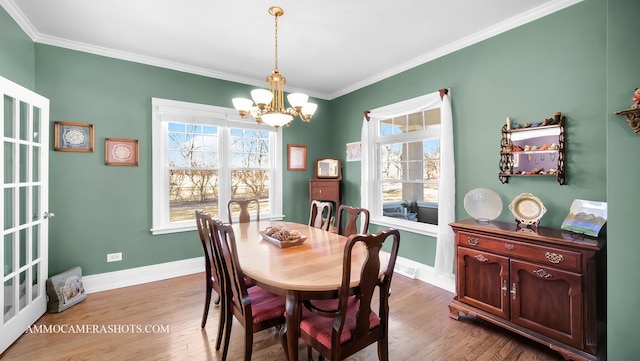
[309,179,341,213]
[448,219,605,361]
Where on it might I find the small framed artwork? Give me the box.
[54,121,94,152]
[105,138,139,166]
[287,144,307,171]
[346,141,362,162]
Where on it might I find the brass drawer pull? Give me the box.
[474,254,489,262]
[545,252,564,264]
[510,283,517,300]
[505,243,515,251]
[501,279,508,296]
[467,237,479,246]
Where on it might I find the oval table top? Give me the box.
[232,220,388,292]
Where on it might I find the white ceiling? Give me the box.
[2,0,580,100]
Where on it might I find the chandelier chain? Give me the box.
[274,13,279,70]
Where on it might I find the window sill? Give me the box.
[151,214,286,236]
[370,216,438,237]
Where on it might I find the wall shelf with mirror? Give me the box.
[499,115,565,185]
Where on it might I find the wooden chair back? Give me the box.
[299,228,401,361]
[227,199,260,224]
[212,220,286,360]
[336,205,370,236]
[194,210,227,349]
[309,200,333,231]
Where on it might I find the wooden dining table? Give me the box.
[231,220,389,361]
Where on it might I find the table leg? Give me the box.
[285,290,301,361]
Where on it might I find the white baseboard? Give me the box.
[393,255,456,293]
[82,257,204,294]
[82,255,454,295]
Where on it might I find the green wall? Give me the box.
[332,0,607,266]
[606,0,640,358]
[2,0,639,357]
[32,44,330,275]
[0,7,35,89]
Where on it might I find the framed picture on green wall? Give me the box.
[287,144,307,171]
[105,138,139,166]
[54,121,94,152]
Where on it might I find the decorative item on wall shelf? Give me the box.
[287,144,307,171]
[54,121,94,152]
[463,188,503,222]
[508,192,546,228]
[105,138,139,166]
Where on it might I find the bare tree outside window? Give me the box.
[167,123,271,222]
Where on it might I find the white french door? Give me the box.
[1,75,50,353]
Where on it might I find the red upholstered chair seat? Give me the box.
[245,286,286,324]
[300,297,381,349]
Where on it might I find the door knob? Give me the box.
[44,211,55,219]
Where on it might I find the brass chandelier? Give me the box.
[232,6,317,128]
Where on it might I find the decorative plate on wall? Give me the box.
[509,193,546,226]
[463,188,503,221]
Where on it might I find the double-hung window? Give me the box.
[151,98,282,235]
[362,91,453,237]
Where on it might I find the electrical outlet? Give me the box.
[107,252,122,262]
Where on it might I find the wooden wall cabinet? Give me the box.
[310,158,342,213]
[309,179,341,213]
[449,219,605,361]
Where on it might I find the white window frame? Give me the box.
[150,98,283,235]
[362,92,450,237]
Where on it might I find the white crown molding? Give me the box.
[329,0,583,99]
[0,0,39,40]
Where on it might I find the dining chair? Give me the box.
[227,198,260,224]
[293,228,401,361]
[194,210,227,351]
[309,200,333,231]
[212,220,287,361]
[335,205,370,236]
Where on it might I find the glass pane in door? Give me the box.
[19,144,27,183]
[32,147,40,182]
[19,186,27,226]
[4,278,15,322]
[32,107,40,143]
[3,142,13,184]
[19,229,26,268]
[32,264,39,300]
[32,186,40,222]
[18,270,26,310]
[3,95,13,136]
[3,234,12,276]
[3,188,13,230]
[19,101,28,141]
[31,224,39,261]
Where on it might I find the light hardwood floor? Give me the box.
[1,273,563,360]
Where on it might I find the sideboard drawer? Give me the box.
[310,181,339,199]
[458,231,581,272]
